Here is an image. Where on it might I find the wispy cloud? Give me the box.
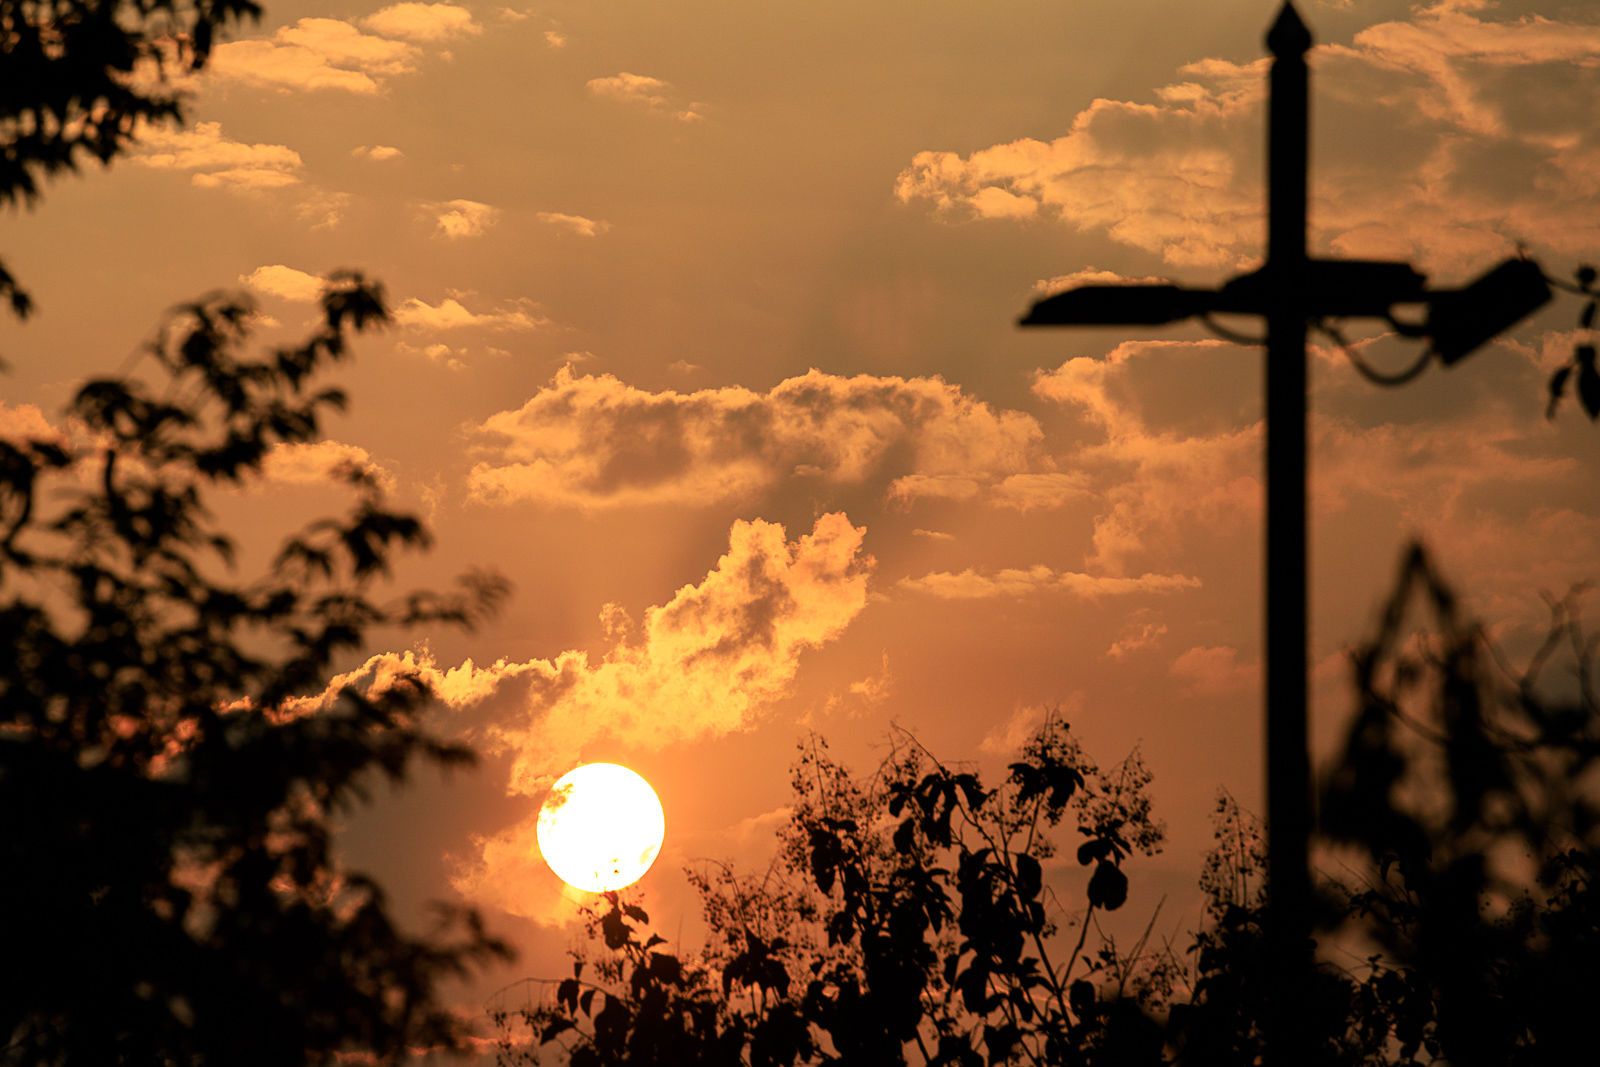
[587,72,705,122]
[132,121,302,189]
[898,565,1200,600]
[393,295,548,331]
[430,199,499,239]
[351,144,403,161]
[535,211,609,237]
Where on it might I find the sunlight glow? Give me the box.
[536,763,665,892]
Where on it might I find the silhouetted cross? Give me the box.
[1019,2,1549,1062]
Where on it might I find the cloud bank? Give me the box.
[466,366,1046,511]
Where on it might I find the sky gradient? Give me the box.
[4,0,1599,1044]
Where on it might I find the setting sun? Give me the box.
[536,763,665,893]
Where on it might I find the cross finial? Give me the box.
[1266,2,1312,57]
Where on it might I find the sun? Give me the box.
[536,763,666,893]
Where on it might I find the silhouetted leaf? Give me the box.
[1087,862,1128,910]
[1078,837,1114,867]
[1548,365,1572,419]
[1015,853,1042,901]
[602,906,630,950]
[1069,979,1097,1017]
[1577,346,1600,419]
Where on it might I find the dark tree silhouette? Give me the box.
[1318,544,1600,1066]
[1,278,514,1064]
[494,548,1600,1067]
[1,0,259,316]
[492,719,1171,1067]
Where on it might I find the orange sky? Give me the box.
[4,0,1600,1043]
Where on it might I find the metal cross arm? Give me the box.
[1019,255,1550,368]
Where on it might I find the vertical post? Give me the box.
[1264,3,1314,1064]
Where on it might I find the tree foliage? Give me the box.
[1,277,513,1064]
[1,0,259,315]
[496,545,1600,1066]
[1318,543,1600,1065]
[493,719,1171,1067]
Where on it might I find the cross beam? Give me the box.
[1019,3,1550,1062]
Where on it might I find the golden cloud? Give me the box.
[1032,339,1261,575]
[132,121,302,187]
[361,2,480,42]
[495,512,872,792]
[259,441,395,492]
[239,264,324,302]
[466,366,1045,511]
[430,199,499,239]
[586,71,705,122]
[210,17,420,94]
[534,211,609,237]
[286,513,872,796]
[351,144,403,161]
[393,295,548,331]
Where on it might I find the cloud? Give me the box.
[894,60,1265,268]
[990,472,1093,512]
[1026,325,1596,617]
[1341,1,1600,138]
[294,190,352,230]
[430,199,499,239]
[0,401,65,444]
[192,168,301,190]
[132,121,302,188]
[895,3,1600,274]
[1032,339,1261,574]
[1107,618,1168,660]
[465,366,1045,511]
[535,211,609,237]
[1170,645,1257,695]
[351,144,403,161]
[897,565,1200,600]
[543,30,566,48]
[587,72,705,122]
[498,512,871,791]
[239,264,324,302]
[302,514,872,809]
[361,3,480,42]
[393,295,549,331]
[1032,268,1168,297]
[210,17,420,94]
[978,697,1085,756]
[260,440,394,491]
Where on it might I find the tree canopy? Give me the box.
[1,0,258,316]
[1,278,514,1064]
